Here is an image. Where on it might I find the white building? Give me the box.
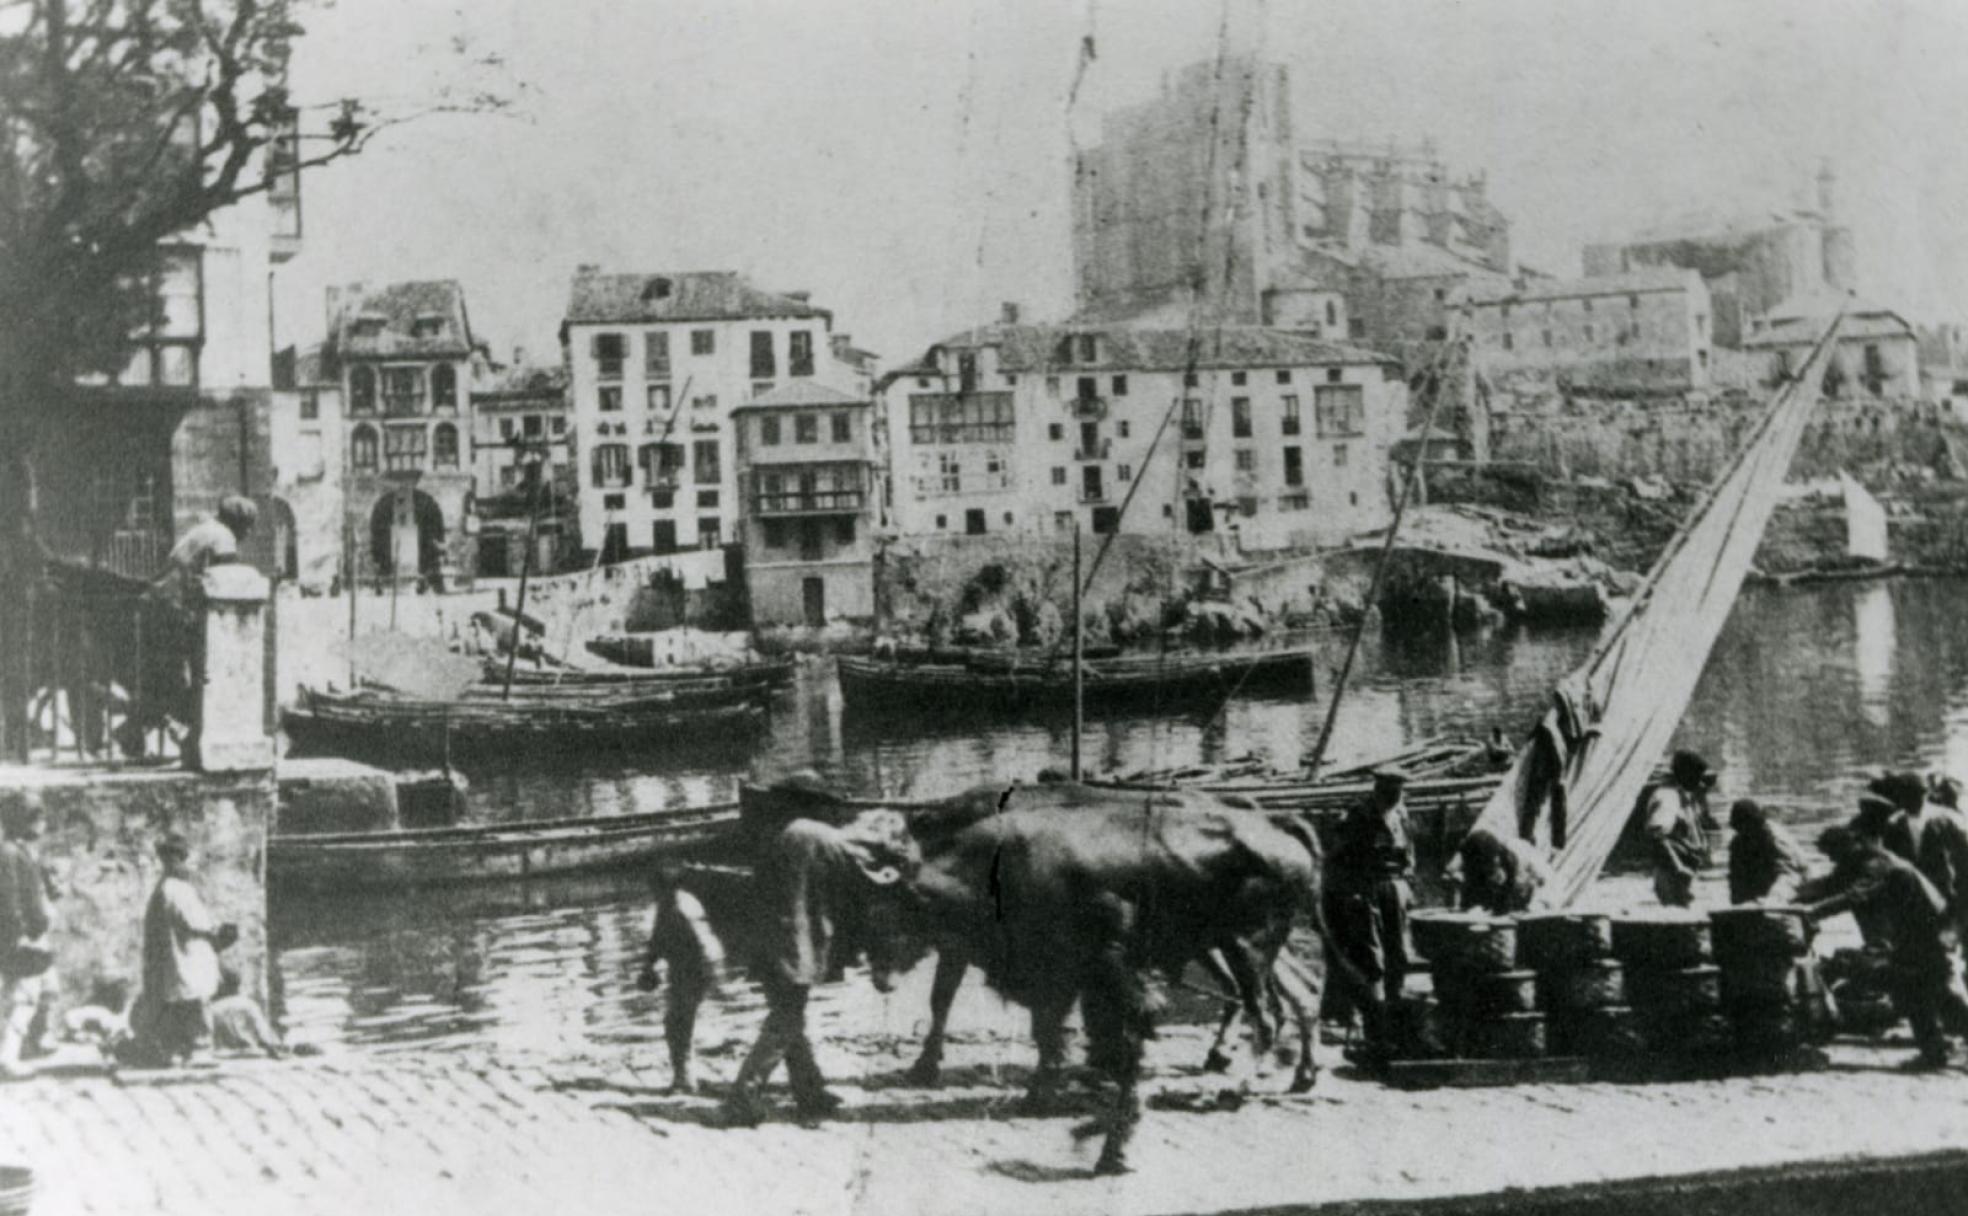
[881,320,1405,549]
[560,268,867,561]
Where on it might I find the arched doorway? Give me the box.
[368,488,445,580]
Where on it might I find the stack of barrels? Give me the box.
[1610,910,1733,1073]
[1518,912,1642,1064]
[1710,905,1820,1064]
[1402,913,1545,1060]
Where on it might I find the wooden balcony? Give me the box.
[752,489,867,516]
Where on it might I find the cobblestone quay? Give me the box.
[7,1027,1968,1216]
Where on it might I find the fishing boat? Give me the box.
[270,758,739,890]
[271,802,741,890]
[484,655,797,693]
[835,645,1314,713]
[282,685,766,762]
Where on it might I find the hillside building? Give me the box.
[1456,269,1713,394]
[323,280,481,586]
[560,268,867,564]
[882,319,1404,550]
[732,382,884,627]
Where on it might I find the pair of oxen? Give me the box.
[651,778,1347,1177]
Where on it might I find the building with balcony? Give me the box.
[470,360,577,577]
[322,280,480,585]
[560,267,869,564]
[33,111,313,584]
[881,320,1404,549]
[732,381,883,627]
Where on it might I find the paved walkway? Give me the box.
[7,1025,1968,1216]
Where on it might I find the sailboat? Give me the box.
[1464,313,1845,907]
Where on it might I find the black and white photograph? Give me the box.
[4,0,1968,1212]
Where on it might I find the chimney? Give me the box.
[1000,301,1021,325]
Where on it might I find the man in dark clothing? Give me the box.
[636,865,726,1094]
[723,812,917,1126]
[0,802,54,1079]
[1644,750,1719,907]
[1871,772,1968,941]
[1451,826,1552,915]
[1799,825,1968,1069]
[1727,799,1810,905]
[1326,769,1415,1055]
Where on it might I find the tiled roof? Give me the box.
[331,281,473,358]
[731,380,867,410]
[1460,268,1701,307]
[563,270,831,325]
[925,323,1397,372]
[472,363,569,401]
[1742,291,1915,346]
[1355,242,1511,283]
[1622,207,1822,246]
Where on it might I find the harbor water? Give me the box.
[270,577,1968,1058]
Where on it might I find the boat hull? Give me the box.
[283,689,765,764]
[835,648,1315,713]
[268,803,741,890]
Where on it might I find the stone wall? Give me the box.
[0,766,272,1008]
[1488,394,1962,486]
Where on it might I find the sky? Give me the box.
[275,0,1968,369]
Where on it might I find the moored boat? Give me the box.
[270,801,741,890]
[835,645,1314,713]
[282,685,765,763]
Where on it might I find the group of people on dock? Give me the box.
[1638,750,1968,1070]
[0,801,277,1078]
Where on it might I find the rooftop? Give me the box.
[1743,290,1915,346]
[730,380,868,411]
[330,280,473,359]
[923,323,1398,374]
[564,269,831,326]
[1460,267,1703,307]
[473,363,570,402]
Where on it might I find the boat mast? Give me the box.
[1305,339,1461,772]
[501,458,544,701]
[1071,521,1084,781]
[345,517,358,688]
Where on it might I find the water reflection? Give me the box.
[273,578,1968,1056]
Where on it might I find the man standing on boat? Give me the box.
[1326,768,1415,1057]
[1644,750,1719,907]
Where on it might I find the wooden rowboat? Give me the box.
[482,655,797,691]
[835,646,1314,713]
[282,686,765,762]
[269,801,741,890]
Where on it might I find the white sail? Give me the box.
[1468,315,1844,908]
[1841,471,1888,563]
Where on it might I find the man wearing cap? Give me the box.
[132,834,234,1066]
[1644,750,1719,907]
[1326,768,1417,1055]
[1871,772,1968,943]
[1800,823,1968,1069]
[1450,826,1552,916]
[723,811,919,1126]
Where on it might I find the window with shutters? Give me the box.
[693,439,720,483]
[1232,398,1252,438]
[432,423,459,468]
[1283,395,1301,436]
[351,424,378,471]
[795,415,818,444]
[691,329,715,355]
[1313,385,1364,437]
[382,367,424,416]
[593,332,625,380]
[592,443,631,488]
[831,413,852,443]
[646,331,671,378]
[789,331,815,378]
[431,364,458,412]
[349,366,376,415]
[383,424,427,472]
[750,331,775,379]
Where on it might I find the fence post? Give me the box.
[196,566,274,773]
